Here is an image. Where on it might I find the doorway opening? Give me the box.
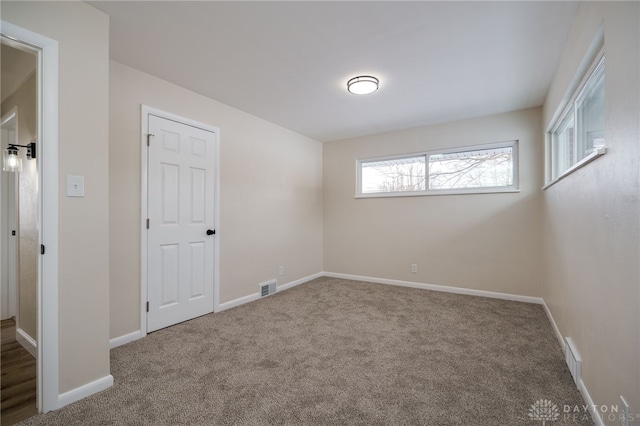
[1,20,60,418]
[1,40,38,425]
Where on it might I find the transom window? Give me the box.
[357,141,518,197]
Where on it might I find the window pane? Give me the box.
[552,109,575,180]
[361,156,426,193]
[548,56,605,184]
[576,63,605,161]
[428,146,513,190]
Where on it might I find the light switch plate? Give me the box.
[67,175,85,197]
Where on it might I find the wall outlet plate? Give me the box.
[411,264,417,273]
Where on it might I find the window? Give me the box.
[361,155,426,194]
[357,141,518,197]
[549,53,605,183]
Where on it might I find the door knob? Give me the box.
[207,229,215,236]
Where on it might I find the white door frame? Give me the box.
[1,107,19,321]
[1,21,59,413]
[140,105,220,337]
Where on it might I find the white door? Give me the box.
[147,114,216,332]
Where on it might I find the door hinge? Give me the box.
[146,301,149,312]
[146,218,150,229]
[41,244,45,255]
[147,133,154,146]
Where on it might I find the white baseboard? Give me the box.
[542,299,566,353]
[217,292,260,312]
[323,272,544,305]
[57,374,113,409]
[217,272,323,312]
[16,327,37,358]
[578,377,605,426]
[277,272,323,292]
[109,330,142,349]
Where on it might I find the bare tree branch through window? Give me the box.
[360,143,515,195]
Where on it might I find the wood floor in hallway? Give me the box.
[1,319,37,425]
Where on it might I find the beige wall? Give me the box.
[109,61,323,339]
[542,1,640,420]
[323,108,543,296]
[1,72,38,341]
[2,1,111,393]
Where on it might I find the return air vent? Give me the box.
[259,280,277,297]
[565,337,582,388]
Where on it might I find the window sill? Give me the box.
[355,187,520,199]
[543,146,606,190]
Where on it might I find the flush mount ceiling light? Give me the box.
[347,75,379,95]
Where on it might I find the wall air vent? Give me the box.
[259,280,277,297]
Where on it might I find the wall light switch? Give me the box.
[67,175,85,197]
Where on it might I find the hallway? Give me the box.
[1,318,36,425]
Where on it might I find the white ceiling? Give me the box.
[89,1,579,142]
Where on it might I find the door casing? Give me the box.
[1,107,19,321]
[140,105,220,337]
[1,21,60,413]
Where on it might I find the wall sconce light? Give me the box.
[3,142,36,172]
[347,75,379,95]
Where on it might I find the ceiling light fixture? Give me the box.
[347,75,379,95]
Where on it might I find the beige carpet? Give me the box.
[18,277,592,425]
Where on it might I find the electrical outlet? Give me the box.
[620,396,629,426]
[411,264,417,274]
[278,265,284,276]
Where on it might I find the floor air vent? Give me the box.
[565,337,582,388]
[260,280,277,297]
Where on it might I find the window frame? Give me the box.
[355,140,519,198]
[545,51,606,189]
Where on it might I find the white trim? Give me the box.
[0,106,18,126]
[277,271,323,292]
[1,20,60,414]
[545,25,605,135]
[1,106,19,320]
[218,292,261,312]
[109,330,142,349]
[579,378,605,426]
[541,299,566,353]
[57,375,114,409]
[545,47,605,186]
[542,147,606,190]
[323,272,543,305]
[355,188,520,199]
[140,105,221,334]
[139,107,149,339]
[217,272,323,312]
[16,327,37,358]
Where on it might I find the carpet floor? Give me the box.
[18,277,592,425]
